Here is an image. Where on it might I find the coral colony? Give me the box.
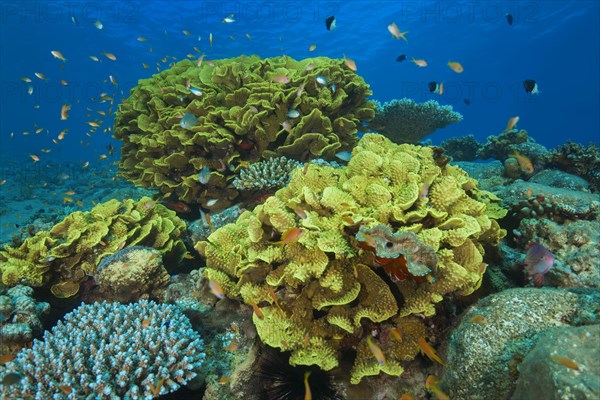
[0,301,205,399]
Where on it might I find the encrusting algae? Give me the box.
[196,133,506,383]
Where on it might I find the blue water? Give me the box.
[1,0,598,164]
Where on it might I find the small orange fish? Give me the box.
[30,154,40,162]
[99,154,107,160]
[89,55,100,62]
[251,303,265,320]
[137,36,148,42]
[87,121,100,127]
[209,280,224,299]
[50,50,67,62]
[309,44,316,51]
[0,354,15,365]
[343,55,357,71]
[505,116,520,131]
[61,104,71,120]
[0,179,6,186]
[425,374,449,400]
[103,52,117,61]
[366,336,386,365]
[141,318,151,328]
[294,208,307,220]
[272,75,290,84]
[60,79,69,86]
[508,151,534,174]
[59,385,72,394]
[389,327,403,342]
[34,72,47,80]
[209,33,213,47]
[64,190,76,195]
[400,394,415,400]
[411,58,428,67]
[63,196,73,204]
[269,287,284,312]
[418,337,444,365]
[58,129,67,140]
[224,340,238,351]
[76,200,83,207]
[550,355,579,370]
[387,22,408,42]
[218,377,231,384]
[469,314,487,324]
[276,228,304,246]
[302,162,310,175]
[447,61,464,73]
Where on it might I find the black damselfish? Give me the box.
[325,16,336,31]
[396,54,407,62]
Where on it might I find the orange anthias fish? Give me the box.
[208,280,224,299]
[276,228,304,246]
[366,336,386,365]
[505,116,520,131]
[50,50,67,62]
[103,52,117,61]
[508,151,534,174]
[309,44,316,51]
[272,75,290,84]
[411,58,428,67]
[61,104,71,120]
[425,374,449,400]
[418,337,444,365]
[550,355,579,371]
[387,22,408,42]
[524,242,555,286]
[343,55,357,71]
[447,61,464,73]
[251,303,265,320]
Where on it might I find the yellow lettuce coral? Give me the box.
[197,133,506,383]
[0,197,186,298]
[115,55,375,208]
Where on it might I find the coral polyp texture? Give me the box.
[0,197,186,298]
[0,285,49,356]
[233,156,302,193]
[0,300,205,399]
[114,55,375,207]
[370,99,463,144]
[196,133,506,383]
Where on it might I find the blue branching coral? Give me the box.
[370,98,463,144]
[0,300,205,399]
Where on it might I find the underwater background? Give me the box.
[0,1,599,399]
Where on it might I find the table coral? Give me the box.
[114,55,375,208]
[197,133,505,383]
[0,300,205,399]
[0,197,186,298]
[369,99,462,144]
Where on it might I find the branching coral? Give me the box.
[196,133,505,383]
[114,55,375,208]
[233,156,302,192]
[0,300,205,399]
[543,141,600,192]
[0,197,187,298]
[369,99,462,144]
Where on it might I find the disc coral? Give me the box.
[196,133,506,383]
[114,55,375,208]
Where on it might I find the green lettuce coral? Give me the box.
[0,197,186,298]
[114,55,375,208]
[197,133,505,383]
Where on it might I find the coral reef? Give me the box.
[92,246,170,302]
[476,129,544,161]
[441,288,599,400]
[233,156,302,193]
[513,324,600,399]
[114,55,375,208]
[543,141,600,192]
[0,196,187,298]
[440,135,481,161]
[196,133,505,383]
[0,285,49,356]
[369,99,462,144]
[0,300,205,399]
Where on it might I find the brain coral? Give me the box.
[114,55,375,208]
[196,133,506,383]
[0,197,186,298]
[0,300,205,399]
